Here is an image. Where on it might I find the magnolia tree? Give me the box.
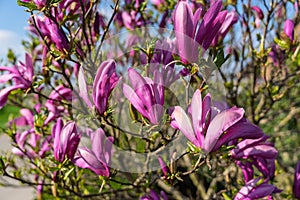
[0,0,299,199]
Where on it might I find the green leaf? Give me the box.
[222,192,232,200]
[17,0,38,10]
[274,37,289,49]
[214,49,230,68]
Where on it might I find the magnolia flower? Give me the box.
[78,59,119,115]
[123,68,164,124]
[74,128,114,177]
[236,161,254,183]
[174,0,237,63]
[251,6,264,27]
[0,53,33,109]
[158,156,170,178]
[231,135,278,180]
[294,161,300,198]
[12,121,51,159]
[31,16,69,52]
[53,121,81,162]
[170,90,264,153]
[284,19,294,42]
[231,136,278,160]
[234,177,280,200]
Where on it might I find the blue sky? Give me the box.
[0,1,29,59]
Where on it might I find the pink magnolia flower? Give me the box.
[31,16,69,53]
[158,156,170,178]
[231,135,278,180]
[170,90,264,153]
[78,59,119,115]
[73,128,114,177]
[174,0,237,63]
[53,120,81,162]
[123,68,164,125]
[0,53,34,109]
[284,19,294,42]
[234,177,281,200]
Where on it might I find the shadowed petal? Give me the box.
[211,121,264,152]
[204,107,244,152]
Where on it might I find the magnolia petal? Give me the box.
[234,144,278,159]
[0,84,25,109]
[123,83,149,118]
[204,107,244,152]
[78,67,92,108]
[171,106,200,147]
[211,121,264,152]
[195,0,222,45]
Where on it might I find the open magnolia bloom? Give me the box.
[234,177,281,200]
[123,68,164,125]
[73,128,114,177]
[170,89,264,153]
[0,53,34,109]
[174,0,237,63]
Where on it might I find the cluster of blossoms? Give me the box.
[0,0,299,199]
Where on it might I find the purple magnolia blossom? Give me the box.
[0,53,34,109]
[234,177,280,200]
[140,190,168,200]
[294,161,300,198]
[123,68,164,125]
[231,136,278,180]
[11,109,51,158]
[170,90,264,153]
[78,59,119,115]
[31,16,69,52]
[173,0,237,63]
[251,6,264,27]
[73,128,114,177]
[53,120,81,162]
[284,19,294,41]
[158,156,170,177]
